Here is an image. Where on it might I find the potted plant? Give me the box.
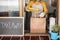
[49,25,60,40]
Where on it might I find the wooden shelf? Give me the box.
[24,33,49,36]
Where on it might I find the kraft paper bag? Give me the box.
[30,17,46,33]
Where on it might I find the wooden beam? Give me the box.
[19,0,23,17]
[58,0,60,26]
[20,0,24,17]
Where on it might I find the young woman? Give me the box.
[26,0,48,17]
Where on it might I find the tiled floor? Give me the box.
[0,36,50,40]
[0,36,59,40]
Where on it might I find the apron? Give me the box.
[32,3,43,17]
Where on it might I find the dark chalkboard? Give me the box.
[0,17,24,36]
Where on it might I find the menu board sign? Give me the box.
[0,17,24,36]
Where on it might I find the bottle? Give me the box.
[49,9,56,31]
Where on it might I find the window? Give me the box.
[0,0,20,17]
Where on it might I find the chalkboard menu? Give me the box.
[0,17,24,36]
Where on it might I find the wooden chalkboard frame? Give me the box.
[0,17,24,36]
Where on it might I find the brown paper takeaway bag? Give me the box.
[30,17,46,33]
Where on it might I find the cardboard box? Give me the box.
[30,17,46,33]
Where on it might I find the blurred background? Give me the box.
[0,0,19,17]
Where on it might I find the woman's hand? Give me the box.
[26,6,40,12]
[31,8,40,12]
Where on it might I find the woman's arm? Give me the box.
[41,1,48,14]
[26,1,40,12]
